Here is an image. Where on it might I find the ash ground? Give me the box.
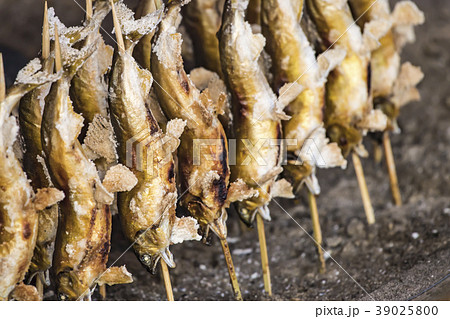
[1,0,449,301]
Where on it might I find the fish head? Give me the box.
[56,271,90,301]
[326,121,361,158]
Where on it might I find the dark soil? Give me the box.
[1,0,449,301]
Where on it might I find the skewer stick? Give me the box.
[160,259,174,301]
[352,152,375,224]
[86,0,93,21]
[0,53,5,102]
[110,0,125,52]
[99,285,106,300]
[54,24,62,73]
[219,238,243,300]
[35,276,44,300]
[256,214,272,296]
[42,1,50,60]
[308,191,326,273]
[383,131,402,206]
[373,141,383,164]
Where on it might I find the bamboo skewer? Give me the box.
[0,53,5,102]
[308,191,326,273]
[383,131,402,206]
[160,260,174,301]
[35,276,44,300]
[256,214,272,296]
[352,152,375,224]
[99,285,106,300]
[219,238,243,301]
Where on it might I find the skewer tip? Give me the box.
[42,1,50,59]
[110,0,125,52]
[0,53,5,103]
[54,23,62,72]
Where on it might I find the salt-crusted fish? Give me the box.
[18,3,59,285]
[152,0,254,239]
[41,9,133,301]
[0,55,63,300]
[219,0,300,225]
[306,0,390,157]
[348,0,424,130]
[108,0,200,272]
[261,0,347,194]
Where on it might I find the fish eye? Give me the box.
[140,254,151,265]
[58,293,68,301]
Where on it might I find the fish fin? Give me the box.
[114,0,164,47]
[277,82,303,108]
[34,188,65,211]
[209,208,228,240]
[225,179,259,206]
[83,114,117,163]
[392,62,424,108]
[391,1,425,27]
[271,178,295,199]
[163,118,186,153]
[170,217,201,245]
[362,18,392,53]
[357,109,388,132]
[317,47,346,83]
[102,164,138,193]
[304,173,321,196]
[297,126,347,169]
[256,166,283,185]
[97,266,133,286]
[10,283,40,301]
[94,179,114,205]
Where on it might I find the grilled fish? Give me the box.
[261,0,347,194]
[108,0,200,272]
[219,0,299,225]
[0,56,63,300]
[42,8,132,301]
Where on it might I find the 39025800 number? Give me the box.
[375,306,439,316]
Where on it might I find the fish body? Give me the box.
[1,60,61,300]
[261,0,346,194]
[306,0,388,156]
[109,0,199,271]
[152,0,231,239]
[219,0,295,224]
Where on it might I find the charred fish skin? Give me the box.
[261,0,346,195]
[0,58,61,300]
[108,1,198,272]
[40,12,118,300]
[152,0,231,239]
[219,0,292,225]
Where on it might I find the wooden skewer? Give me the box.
[308,191,326,273]
[86,0,93,21]
[0,53,5,102]
[373,141,383,164]
[54,24,62,73]
[160,259,174,301]
[219,238,243,300]
[352,152,375,224]
[99,285,106,300]
[383,131,402,206]
[110,0,125,52]
[256,214,272,296]
[42,1,50,60]
[35,276,44,301]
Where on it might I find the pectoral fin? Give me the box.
[96,266,133,286]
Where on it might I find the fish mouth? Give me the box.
[56,271,89,301]
[326,122,361,158]
[135,247,175,275]
[234,203,271,227]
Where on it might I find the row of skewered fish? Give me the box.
[0,0,423,300]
